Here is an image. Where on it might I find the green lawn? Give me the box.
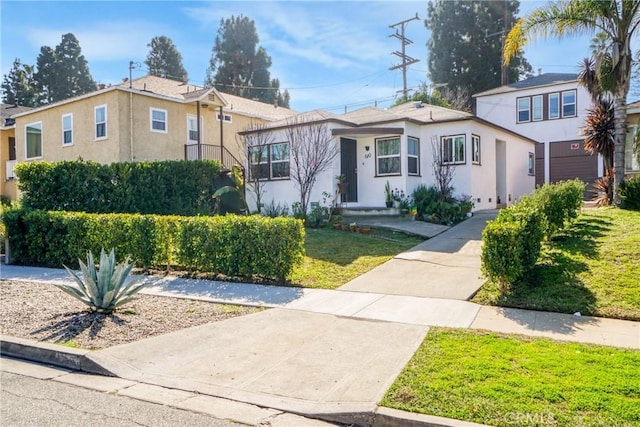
[473,208,640,320]
[382,328,640,427]
[288,227,423,289]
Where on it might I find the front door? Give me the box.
[340,138,357,202]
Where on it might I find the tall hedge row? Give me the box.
[481,180,585,292]
[15,160,230,216]
[2,209,304,281]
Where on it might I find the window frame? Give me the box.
[94,105,107,140]
[150,108,168,133]
[25,121,43,160]
[187,115,203,144]
[548,92,560,120]
[375,136,401,176]
[61,113,73,146]
[441,134,466,165]
[471,134,481,165]
[532,95,543,121]
[247,142,291,181]
[248,145,269,181]
[407,136,420,176]
[528,152,535,176]
[269,142,290,179]
[561,90,577,118]
[517,97,531,123]
[217,112,233,123]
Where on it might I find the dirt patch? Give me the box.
[0,280,260,350]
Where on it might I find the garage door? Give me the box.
[549,140,599,194]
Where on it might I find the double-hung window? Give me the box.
[150,108,167,132]
[471,134,481,164]
[187,115,199,143]
[562,90,576,117]
[248,145,269,180]
[532,95,543,121]
[517,97,530,123]
[62,113,73,145]
[442,135,465,164]
[376,137,401,175]
[270,142,290,179]
[548,93,560,119]
[25,122,43,159]
[95,105,107,139]
[407,136,420,175]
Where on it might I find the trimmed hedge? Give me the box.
[15,159,230,216]
[481,180,584,292]
[481,204,544,292]
[2,209,304,281]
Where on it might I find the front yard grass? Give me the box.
[289,227,423,289]
[473,208,640,320]
[382,328,640,427]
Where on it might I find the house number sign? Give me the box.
[570,143,580,150]
[365,153,372,159]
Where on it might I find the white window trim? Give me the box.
[442,135,466,165]
[407,136,420,176]
[561,90,577,118]
[376,136,401,176]
[517,97,531,123]
[269,142,290,180]
[548,93,560,120]
[248,145,269,181]
[187,115,202,144]
[61,113,73,146]
[471,134,481,165]
[532,95,543,122]
[528,152,535,175]
[25,121,43,160]
[217,112,232,123]
[95,104,107,140]
[150,108,168,133]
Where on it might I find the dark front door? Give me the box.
[8,137,16,160]
[340,138,357,202]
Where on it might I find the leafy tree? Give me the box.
[393,83,451,108]
[504,0,640,206]
[1,58,38,107]
[145,35,187,81]
[34,33,95,104]
[205,15,290,107]
[425,0,531,108]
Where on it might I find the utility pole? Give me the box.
[389,14,420,98]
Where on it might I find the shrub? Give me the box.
[619,176,640,210]
[58,249,146,314]
[530,179,585,239]
[15,159,229,216]
[3,209,305,281]
[481,204,544,293]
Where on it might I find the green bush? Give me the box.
[619,175,640,210]
[481,204,544,293]
[15,159,232,216]
[530,179,585,239]
[3,209,304,281]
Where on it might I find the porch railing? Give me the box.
[6,160,16,180]
[184,144,243,171]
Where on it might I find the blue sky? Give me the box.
[1,1,606,113]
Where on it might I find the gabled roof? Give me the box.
[221,92,297,121]
[473,73,578,97]
[1,103,33,127]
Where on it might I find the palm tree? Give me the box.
[503,0,640,205]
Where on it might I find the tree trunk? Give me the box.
[612,95,627,206]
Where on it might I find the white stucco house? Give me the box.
[240,101,537,213]
[473,73,603,189]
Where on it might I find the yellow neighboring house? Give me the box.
[8,75,296,201]
[1,104,33,200]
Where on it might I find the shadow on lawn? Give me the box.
[30,310,127,343]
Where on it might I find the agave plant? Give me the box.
[57,249,146,314]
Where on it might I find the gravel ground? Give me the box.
[0,280,259,350]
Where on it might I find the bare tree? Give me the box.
[240,122,274,213]
[431,136,456,200]
[285,116,339,216]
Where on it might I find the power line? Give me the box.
[388,14,420,98]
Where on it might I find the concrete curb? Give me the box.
[0,334,486,427]
[0,334,114,376]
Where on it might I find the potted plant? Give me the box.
[384,181,394,208]
[336,175,349,193]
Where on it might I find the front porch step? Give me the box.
[336,206,401,216]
